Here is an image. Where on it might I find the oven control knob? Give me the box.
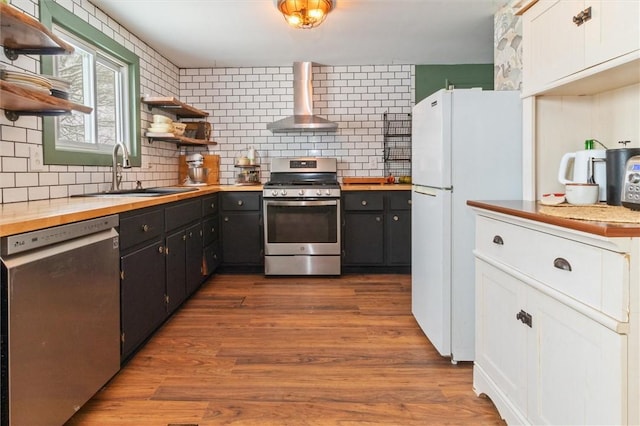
[299,189,304,196]
[281,190,287,196]
[271,190,278,196]
[325,189,331,195]
[316,189,322,195]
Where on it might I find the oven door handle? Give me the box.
[265,199,338,207]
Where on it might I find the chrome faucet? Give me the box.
[110,141,131,192]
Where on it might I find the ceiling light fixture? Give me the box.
[277,0,335,29]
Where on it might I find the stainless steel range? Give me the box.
[263,157,341,275]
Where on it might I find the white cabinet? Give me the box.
[473,212,632,425]
[522,0,640,96]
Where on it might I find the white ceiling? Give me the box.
[89,0,507,68]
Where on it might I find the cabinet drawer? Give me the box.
[343,192,384,211]
[476,216,629,322]
[165,199,200,231]
[202,216,219,246]
[221,192,261,211]
[388,191,412,210]
[119,208,164,250]
[202,194,218,217]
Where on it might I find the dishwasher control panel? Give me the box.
[1,215,119,256]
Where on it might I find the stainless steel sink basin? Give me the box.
[73,187,199,197]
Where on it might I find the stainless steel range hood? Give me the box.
[267,62,338,133]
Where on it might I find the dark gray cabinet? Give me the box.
[342,190,411,271]
[202,194,220,276]
[119,206,166,360]
[165,199,201,315]
[343,192,384,265]
[220,192,263,267]
[386,192,411,266]
[119,198,206,361]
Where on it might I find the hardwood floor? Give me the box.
[66,274,503,425]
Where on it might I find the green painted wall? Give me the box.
[415,64,495,103]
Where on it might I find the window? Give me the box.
[40,1,141,167]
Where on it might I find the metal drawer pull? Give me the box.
[158,246,164,254]
[237,200,243,206]
[211,203,215,209]
[224,217,229,222]
[361,200,367,206]
[516,309,533,328]
[492,235,504,245]
[376,216,381,222]
[572,6,592,26]
[393,215,399,221]
[142,224,150,232]
[553,257,572,271]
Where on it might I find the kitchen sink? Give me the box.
[73,187,199,197]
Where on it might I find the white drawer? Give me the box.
[476,216,629,322]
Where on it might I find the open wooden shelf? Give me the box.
[0,80,93,120]
[141,96,209,119]
[144,132,217,147]
[0,3,74,59]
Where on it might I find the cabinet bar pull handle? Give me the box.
[553,257,572,271]
[516,309,533,328]
[573,6,592,26]
[492,235,504,245]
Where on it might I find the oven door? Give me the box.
[263,198,341,256]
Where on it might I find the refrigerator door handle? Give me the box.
[413,186,438,196]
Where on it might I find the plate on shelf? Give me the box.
[145,131,177,138]
[5,80,51,94]
[3,71,53,89]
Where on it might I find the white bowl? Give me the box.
[148,123,174,133]
[565,183,599,205]
[153,114,172,124]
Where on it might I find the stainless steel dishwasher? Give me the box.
[1,215,120,426]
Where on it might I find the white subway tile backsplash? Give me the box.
[3,187,28,203]
[2,158,28,173]
[28,185,50,201]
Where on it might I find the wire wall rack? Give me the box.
[383,112,412,178]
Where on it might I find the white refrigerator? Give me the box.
[411,89,522,362]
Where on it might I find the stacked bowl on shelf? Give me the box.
[147,114,186,136]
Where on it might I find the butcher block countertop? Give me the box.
[0,184,412,237]
[0,185,261,237]
[341,184,411,191]
[468,200,640,238]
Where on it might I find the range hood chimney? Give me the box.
[267,62,338,133]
